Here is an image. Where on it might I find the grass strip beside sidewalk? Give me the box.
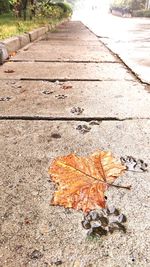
[0,13,61,40]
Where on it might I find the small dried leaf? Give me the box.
[51,133,61,139]
[9,51,16,57]
[4,69,15,73]
[62,84,72,90]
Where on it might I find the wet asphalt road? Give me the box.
[77,12,150,84]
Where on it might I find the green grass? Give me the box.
[0,13,60,40]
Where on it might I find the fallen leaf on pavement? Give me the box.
[62,84,72,90]
[4,69,15,73]
[9,51,16,57]
[49,151,127,212]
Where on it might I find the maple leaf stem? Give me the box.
[60,162,130,190]
[108,183,131,190]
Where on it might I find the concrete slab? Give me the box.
[57,21,93,33]
[12,43,118,62]
[47,31,98,41]
[0,80,149,119]
[0,120,150,267]
[35,39,105,46]
[46,22,98,41]
[58,21,86,29]
[41,35,99,42]
[0,62,133,81]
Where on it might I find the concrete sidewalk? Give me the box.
[0,21,150,267]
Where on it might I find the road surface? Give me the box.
[73,10,150,84]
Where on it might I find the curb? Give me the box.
[28,26,49,42]
[0,43,9,65]
[0,20,66,65]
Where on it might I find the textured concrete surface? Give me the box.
[0,21,150,267]
[0,120,150,267]
[0,62,133,81]
[46,22,98,41]
[46,32,98,41]
[12,42,118,62]
[0,80,149,119]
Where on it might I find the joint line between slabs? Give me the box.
[0,78,134,82]
[0,116,149,122]
[10,60,118,64]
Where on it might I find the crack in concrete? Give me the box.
[0,78,134,82]
[97,38,150,86]
[115,54,150,86]
[83,24,149,86]
[0,116,149,121]
[10,60,118,64]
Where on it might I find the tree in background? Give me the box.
[8,0,36,19]
[0,0,72,20]
[0,0,10,14]
[111,0,146,10]
[35,1,72,20]
[130,0,146,9]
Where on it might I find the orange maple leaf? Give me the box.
[49,151,127,212]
